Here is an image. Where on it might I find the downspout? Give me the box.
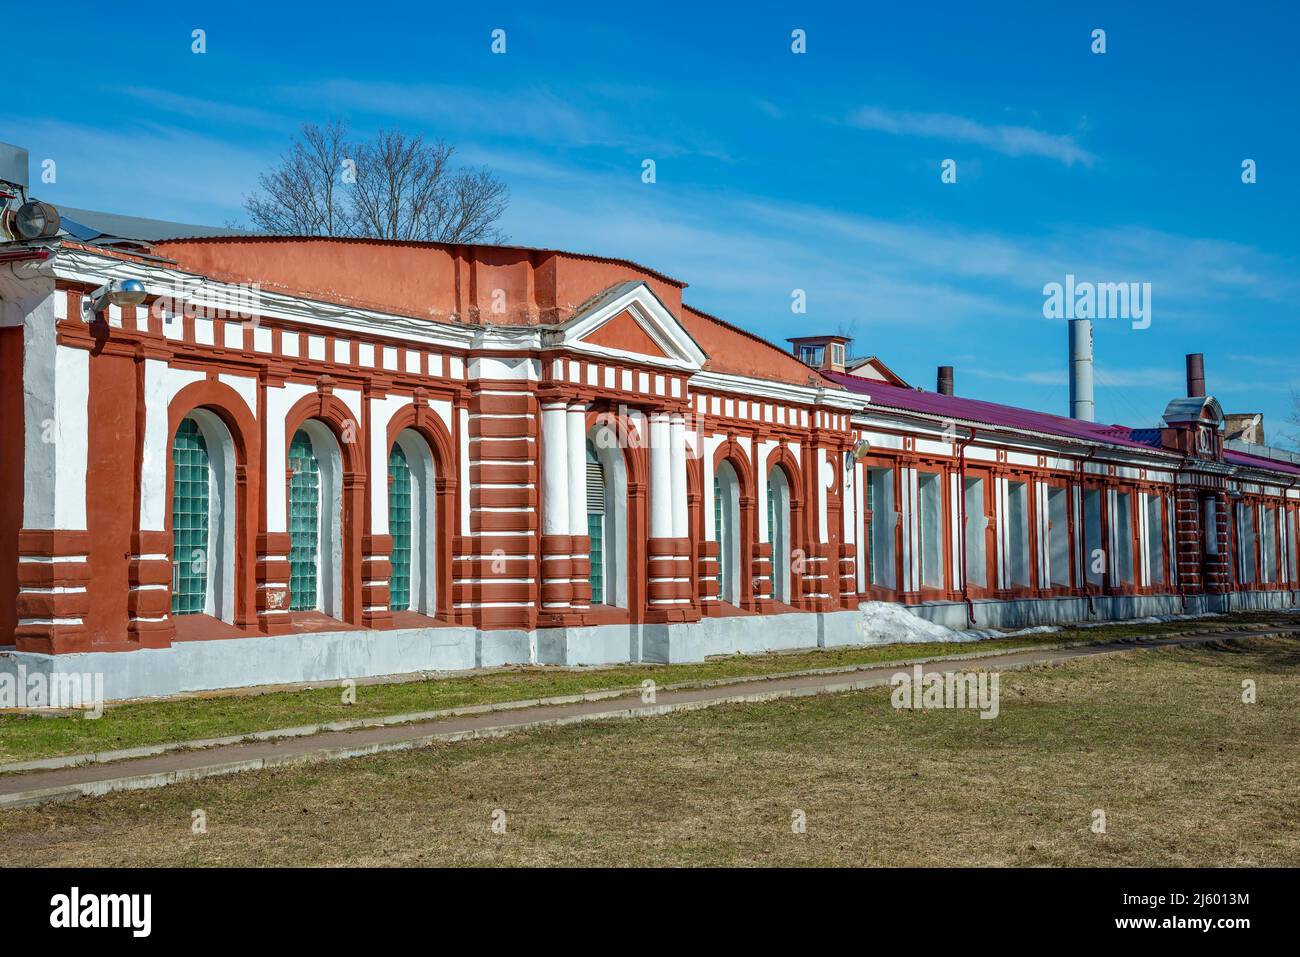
[956,427,977,626]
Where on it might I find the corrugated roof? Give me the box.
[55,206,255,242]
[830,371,1300,480]
[825,371,1168,453]
[1224,448,1300,477]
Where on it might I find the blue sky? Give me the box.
[9,0,1298,441]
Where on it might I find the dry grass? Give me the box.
[3,612,1287,764]
[2,636,1298,867]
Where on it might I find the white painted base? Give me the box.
[3,591,1296,703]
[908,589,1300,630]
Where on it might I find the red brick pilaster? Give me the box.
[256,531,292,634]
[362,533,394,629]
[14,530,92,654]
[127,530,174,647]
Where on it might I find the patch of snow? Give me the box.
[1073,611,1223,629]
[960,624,1062,640]
[856,601,979,644]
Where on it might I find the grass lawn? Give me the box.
[0,613,1282,765]
[1,635,1296,866]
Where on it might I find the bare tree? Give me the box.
[244,122,353,237]
[244,122,509,244]
[1287,388,1300,449]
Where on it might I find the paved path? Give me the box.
[0,626,1292,809]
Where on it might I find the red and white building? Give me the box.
[0,209,1296,700]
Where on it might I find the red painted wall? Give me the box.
[83,349,139,647]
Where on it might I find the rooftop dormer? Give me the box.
[788,334,851,374]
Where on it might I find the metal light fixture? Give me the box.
[88,278,147,313]
[11,200,60,239]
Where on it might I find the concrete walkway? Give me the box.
[0,627,1292,809]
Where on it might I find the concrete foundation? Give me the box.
[2,592,1295,703]
[909,589,1299,630]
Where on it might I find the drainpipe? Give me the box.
[956,427,977,626]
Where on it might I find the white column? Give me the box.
[669,413,688,539]
[541,401,570,536]
[20,290,89,532]
[649,412,672,539]
[567,403,588,537]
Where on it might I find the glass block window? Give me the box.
[171,417,209,616]
[388,444,412,612]
[586,440,605,605]
[288,430,320,611]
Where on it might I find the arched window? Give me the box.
[388,429,437,615]
[170,411,235,621]
[586,428,629,607]
[768,465,792,602]
[714,459,742,605]
[288,422,343,616]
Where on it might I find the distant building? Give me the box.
[1224,412,1265,445]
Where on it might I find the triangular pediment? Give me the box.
[547,281,707,371]
[581,307,672,358]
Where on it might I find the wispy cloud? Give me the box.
[846,105,1096,167]
[275,79,734,162]
[120,87,293,132]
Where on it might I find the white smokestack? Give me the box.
[1069,318,1094,421]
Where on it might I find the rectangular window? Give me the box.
[1083,488,1104,586]
[867,467,896,590]
[917,471,944,589]
[1046,485,1071,587]
[1145,494,1165,586]
[1238,503,1257,584]
[1114,492,1135,585]
[1260,506,1277,584]
[1006,480,1031,588]
[964,477,987,588]
[799,345,825,366]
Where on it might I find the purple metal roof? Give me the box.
[1224,449,1300,477]
[828,371,1300,479]
[825,371,1166,453]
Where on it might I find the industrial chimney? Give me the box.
[1186,353,1206,398]
[1068,319,1095,421]
[937,366,954,396]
